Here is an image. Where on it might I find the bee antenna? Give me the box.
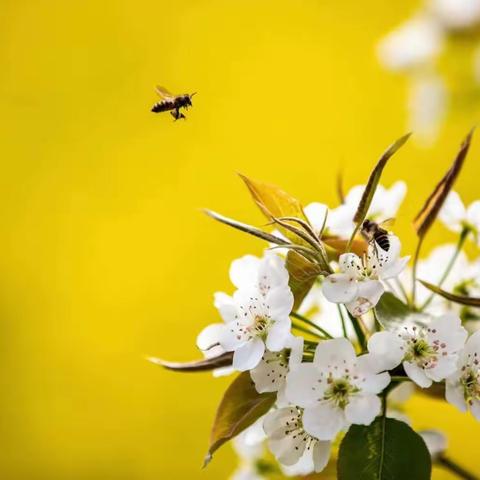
[190,92,197,97]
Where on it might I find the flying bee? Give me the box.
[361,218,395,252]
[151,86,196,121]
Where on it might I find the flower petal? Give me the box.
[233,338,265,371]
[196,323,225,351]
[445,379,467,413]
[367,331,404,371]
[403,361,432,388]
[345,394,381,425]
[346,280,384,316]
[285,363,320,408]
[266,319,292,352]
[250,350,288,393]
[229,255,261,290]
[312,441,331,473]
[304,202,329,232]
[267,286,294,318]
[339,253,363,278]
[303,404,346,441]
[467,200,480,230]
[322,273,358,304]
[314,337,357,370]
[214,292,237,323]
[438,191,466,232]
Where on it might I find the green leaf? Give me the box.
[147,351,233,372]
[413,130,473,239]
[353,133,411,225]
[338,417,431,480]
[286,250,323,309]
[204,372,276,466]
[375,292,411,329]
[419,280,480,307]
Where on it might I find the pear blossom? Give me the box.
[250,336,303,405]
[419,429,447,461]
[377,15,443,72]
[429,0,480,30]
[231,419,267,480]
[263,407,331,473]
[368,313,468,388]
[446,330,480,419]
[217,254,294,371]
[322,235,410,316]
[438,191,480,241]
[285,338,391,440]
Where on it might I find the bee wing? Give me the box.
[379,218,396,228]
[155,85,175,100]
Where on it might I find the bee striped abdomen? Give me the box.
[374,233,390,252]
[151,101,175,113]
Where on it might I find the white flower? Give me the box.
[304,182,406,239]
[263,407,331,473]
[322,236,409,316]
[407,73,446,145]
[368,314,468,388]
[377,15,444,72]
[439,191,480,241]
[217,254,294,371]
[418,429,447,460]
[285,338,390,440]
[250,336,303,405]
[231,419,267,480]
[446,330,480,419]
[429,0,480,30]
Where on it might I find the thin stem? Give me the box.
[292,322,324,339]
[420,228,469,311]
[346,311,367,352]
[346,223,361,253]
[390,376,411,383]
[394,278,409,304]
[337,305,348,338]
[291,312,333,339]
[439,456,479,480]
[410,235,425,308]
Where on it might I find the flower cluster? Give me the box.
[378,0,480,143]
[157,139,480,479]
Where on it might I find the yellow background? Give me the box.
[1,0,480,478]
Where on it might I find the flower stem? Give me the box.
[291,312,333,339]
[390,376,411,383]
[439,456,479,480]
[410,235,425,309]
[346,311,367,352]
[291,322,324,339]
[337,305,348,338]
[420,228,469,311]
[346,223,361,253]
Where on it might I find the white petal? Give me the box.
[218,325,245,351]
[304,202,329,232]
[250,350,288,393]
[471,400,480,421]
[285,363,320,408]
[287,335,304,367]
[328,203,356,237]
[322,273,358,303]
[266,319,292,352]
[427,356,458,382]
[266,286,294,318]
[419,430,447,459]
[233,338,265,371]
[367,331,404,370]
[438,191,466,232]
[445,380,467,413]
[345,394,381,425]
[380,181,407,219]
[403,361,432,388]
[465,329,480,354]
[229,255,261,290]
[214,292,237,323]
[196,323,225,351]
[467,200,480,230]
[359,371,392,394]
[346,280,384,316]
[380,256,410,280]
[258,253,290,292]
[303,404,346,441]
[314,338,356,370]
[339,253,363,277]
[312,441,331,473]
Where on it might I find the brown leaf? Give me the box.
[353,133,411,225]
[419,280,480,307]
[205,372,276,466]
[147,352,233,372]
[413,130,474,238]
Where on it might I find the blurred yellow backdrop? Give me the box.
[1,0,480,478]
